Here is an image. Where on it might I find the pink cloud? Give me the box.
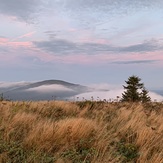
[57,51,163,65]
[0,37,32,49]
[11,31,36,41]
[18,31,36,39]
[0,36,32,48]
[0,37,8,43]
[0,35,163,67]
[9,41,32,48]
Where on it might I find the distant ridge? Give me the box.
[25,80,79,88]
[1,80,89,101]
[11,80,83,91]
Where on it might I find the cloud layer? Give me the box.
[0,1,163,87]
[1,81,163,101]
[0,0,43,22]
[73,88,163,102]
[33,39,163,55]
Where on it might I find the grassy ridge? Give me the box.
[0,101,163,163]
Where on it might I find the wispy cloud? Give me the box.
[0,36,8,43]
[19,31,36,38]
[0,38,32,48]
[1,35,163,66]
[112,60,158,65]
[121,40,161,53]
[11,31,36,41]
[55,0,163,30]
[0,0,43,22]
[44,31,58,39]
[33,39,163,55]
[65,0,161,10]
[0,35,33,48]
[0,0,162,25]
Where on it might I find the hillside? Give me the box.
[0,80,89,101]
[0,101,162,163]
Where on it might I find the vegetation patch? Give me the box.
[116,141,138,162]
[0,101,163,162]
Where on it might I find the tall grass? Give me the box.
[0,101,163,162]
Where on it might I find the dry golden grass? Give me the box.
[0,100,163,163]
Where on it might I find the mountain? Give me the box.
[0,81,30,93]
[0,80,163,101]
[0,80,89,101]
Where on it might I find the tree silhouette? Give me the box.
[121,75,151,102]
[141,87,151,103]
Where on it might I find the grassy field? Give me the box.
[0,100,163,163]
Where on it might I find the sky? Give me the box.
[0,0,163,89]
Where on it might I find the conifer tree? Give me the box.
[121,75,150,102]
[141,87,151,103]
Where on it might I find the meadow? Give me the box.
[0,100,162,163]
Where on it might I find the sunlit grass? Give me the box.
[0,100,163,162]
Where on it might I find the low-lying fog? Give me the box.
[0,81,162,102]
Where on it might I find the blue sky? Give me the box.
[0,0,163,89]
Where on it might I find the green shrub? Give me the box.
[116,142,138,162]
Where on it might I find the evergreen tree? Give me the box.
[141,87,151,103]
[121,75,150,102]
